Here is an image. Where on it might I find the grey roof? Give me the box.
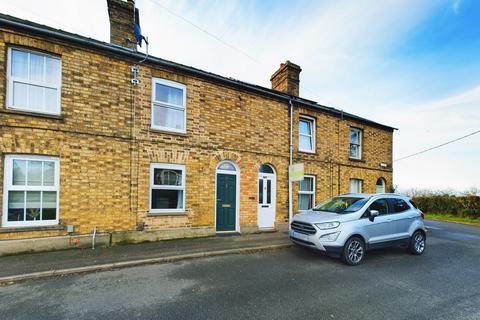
[0,13,396,131]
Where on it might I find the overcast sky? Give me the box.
[2,0,479,191]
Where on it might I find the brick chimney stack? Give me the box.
[107,0,136,49]
[270,61,302,96]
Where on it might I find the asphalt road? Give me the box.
[1,220,479,320]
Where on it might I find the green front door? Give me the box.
[216,173,236,231]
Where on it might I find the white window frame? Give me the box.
[298,175,316,211]
[151,78,187,134]
[349,127,363,160]
[149,163,186,213]
[298,116,316,153]
[2,155,60,227]
[6,47,62,115]
[349,178,363,194]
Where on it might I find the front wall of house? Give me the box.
[0,26,393,240]
[291,107,393,211]
[0,29,135,238]
[133,67,290,230]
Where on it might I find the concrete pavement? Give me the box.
[0,231,291,284]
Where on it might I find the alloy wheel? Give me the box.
[414,233,425,253]
[347,240,364,263]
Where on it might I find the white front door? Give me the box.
[258,173,276,229]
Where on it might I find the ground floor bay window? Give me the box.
[3,155,60,227]
[150,163,185,213]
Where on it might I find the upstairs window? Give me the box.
[299,117,315,153]
[349,178,363,193]
[7,48,61,115]
[3,155,60,227]
[349,128,362,160]
[151,78,186,133]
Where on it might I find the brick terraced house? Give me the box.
[0,0,395,254]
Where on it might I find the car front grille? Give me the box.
[291,221,317,235]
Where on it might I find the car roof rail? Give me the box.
[374,193,406,197]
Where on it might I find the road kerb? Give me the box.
[0,243,292,285]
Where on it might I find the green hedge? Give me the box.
[413,195,480,218]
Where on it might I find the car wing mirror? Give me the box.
[369,210,380,222]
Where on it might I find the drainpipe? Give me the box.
[92,226,97,250]
[288,99,294,231]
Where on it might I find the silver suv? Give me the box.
[290,193,426,265]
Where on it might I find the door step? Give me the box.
[254,228,278,234]
[215,231,241,237]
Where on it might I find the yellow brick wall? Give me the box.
[0,29,136,238]
[0,26,393,240]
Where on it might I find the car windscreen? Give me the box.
[313,197,369,214]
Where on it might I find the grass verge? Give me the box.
[426,213,480,227]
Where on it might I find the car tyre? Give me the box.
[341,237,365,266]
[408,230,426,255]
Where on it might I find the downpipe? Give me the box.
[288,99,293,231]
[92,227,97,250]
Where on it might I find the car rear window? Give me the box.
[388,198,410,213]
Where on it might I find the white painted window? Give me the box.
[349,128,362,159]
[299,117,315,153]
[349,178,363,193]
[6,48,62,115]
[2,155,60,227]
[298,175,315,211]
[150,163,185,213]
[151,78,186,133]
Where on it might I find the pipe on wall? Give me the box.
[288,99,293,230]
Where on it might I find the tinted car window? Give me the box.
[409,200,418,209]
[388,198,410,213]
[369,199,389,215]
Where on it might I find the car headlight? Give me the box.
[320,231,340,242]
[315,221,340,230]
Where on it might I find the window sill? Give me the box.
[1,108,64,120]
[298,150,316,154]
[349,158,365,163]
[0,225,65,233]
[147,211,188,217]
[149,127,187,136]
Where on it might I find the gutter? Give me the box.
[0,14,396,132]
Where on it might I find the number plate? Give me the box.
[291,231,308,241]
